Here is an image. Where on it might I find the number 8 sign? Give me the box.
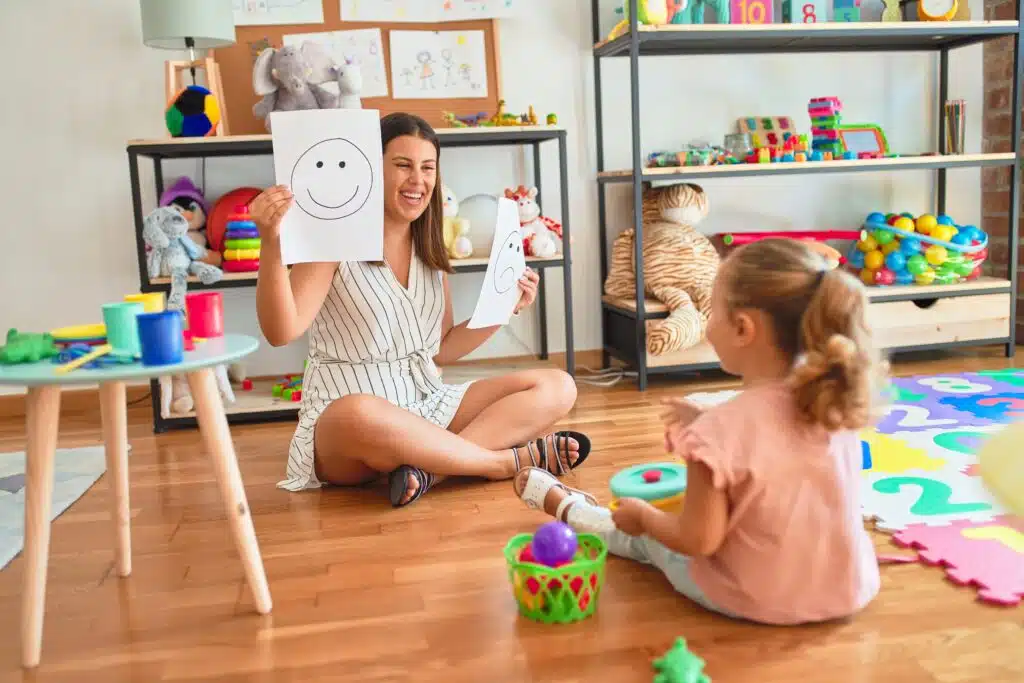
[782,0,826,22]
[732,0,774,22]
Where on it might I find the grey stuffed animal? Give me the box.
[252,42,339,131]
[143,206,223,311]
[331,57,363,109]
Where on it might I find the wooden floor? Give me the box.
[0,349,1022,682]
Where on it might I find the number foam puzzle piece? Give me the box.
[939,393,1024,423]
[863,468,1005,532]
[892,517,1024,606]
[859,430,945,474]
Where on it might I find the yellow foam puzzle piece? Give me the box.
[860,430,945,474]
[962,526,1024,553]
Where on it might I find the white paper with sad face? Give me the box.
[271,109,384,265]
[468,197,526,329]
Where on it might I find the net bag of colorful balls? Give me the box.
[503,522,607,624]
[845,212,988,287]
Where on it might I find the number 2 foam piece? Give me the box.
[892,516,1024,606]
[270,108,384,266]
[467,197,526,330]
[862,467,1006,533]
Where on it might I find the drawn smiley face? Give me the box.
[290,138,373,221]
[492,229,522,294]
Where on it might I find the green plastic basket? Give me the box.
[503,532,608,624]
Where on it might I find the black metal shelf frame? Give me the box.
[591,3,1024,390]
[127,128,575,432]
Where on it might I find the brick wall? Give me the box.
[983,0,1022,340]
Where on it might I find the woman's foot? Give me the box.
[512,467,614,533]
[389,466,445,507]
[510,431,592,477]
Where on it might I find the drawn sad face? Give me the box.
[291,138,373,221]
[493,229,522,294]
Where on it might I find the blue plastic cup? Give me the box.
[102,301,144,358]
[136,310,184,366]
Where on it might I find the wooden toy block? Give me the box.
[731,0,773,23]
[782,0,827,22]
[737,116,795,150]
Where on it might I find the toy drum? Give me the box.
[184,291,224,339]
[609,462,688,513]
[136,310,184,366]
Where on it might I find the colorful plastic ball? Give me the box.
[959,225,982,241]
[860,268,878,285]
[846,249,866,269]
[886,215,900,226]
[915,214,938,235]
[874,268,896,286]
[974,247,988,261]
[900,237,923,255]
[915,270,937,285]
[864,250,885,270]
[955,260,976,277]
[900,212,915,219]
[881,240,901,255]
[893,217,915,232]
[531,521,578,567]
[951,232,972,247]
[925,244,948,266]
[866,212,886,224]
[857,236,879,252]
[894,270,915,285]
[936,214,955,226]
[873,229,895,245]
[935,271,957,285]
[885,251,907,272]
[906,254,930,275]
[931,225,956,243]
[165,85,221,138]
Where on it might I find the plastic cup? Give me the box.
[136,310,184,366]
[184,291,224,338]
[124,292,165,313]
[102,302,144,358]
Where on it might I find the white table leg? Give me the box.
[186,368,272,614]
[22,385,61,668]
[99,382,131,577]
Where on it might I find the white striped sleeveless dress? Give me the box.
[278,253,472,491]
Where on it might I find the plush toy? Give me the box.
[332,57,363,109]
[442,185,473,259]
[504,185,563,258]
[608,0,671,40]
[159,177,220,267]
[252,42,339,131]
[603,183,719,356]
[143,207,223,311]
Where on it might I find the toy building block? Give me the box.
[782,0,827,22]
[652,638,711,683]
[0,329,59,365]
[834,6,861,19]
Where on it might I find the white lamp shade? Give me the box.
[140,0,236,50]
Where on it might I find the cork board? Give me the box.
[212,2,503,135]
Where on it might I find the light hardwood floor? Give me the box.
[0,349,1021,682]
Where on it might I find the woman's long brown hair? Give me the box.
[380,112,453,274]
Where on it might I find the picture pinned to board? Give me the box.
[389,30,488,99]
[468,198,526,330]
[270,109,384,265]
[232,0,324,26]
[340,0,515,23]
[283,29,389,99]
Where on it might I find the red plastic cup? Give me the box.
[184,291,224,338]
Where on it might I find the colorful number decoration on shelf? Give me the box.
[782,0,826,22]
[833,0,861,21]
[732,0,773,23]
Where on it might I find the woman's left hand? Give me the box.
[514,268,540,314]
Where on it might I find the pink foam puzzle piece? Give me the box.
[892,516,1024,606]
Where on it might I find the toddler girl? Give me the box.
[514,238,886,624]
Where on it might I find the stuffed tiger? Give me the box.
[604,182,720,356]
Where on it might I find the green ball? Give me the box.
[955,260,977,276]
[935,271,957,285]
[873,229,895,245]
[906,254,930,275]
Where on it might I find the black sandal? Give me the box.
[512,431,591,476]
[388,465,437,508]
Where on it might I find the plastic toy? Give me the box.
[737,116,796,150]
[782,0,826,22]
[732,0,772,23]
[809,97,844,157]
[847,212,988,286]
[165,85,221,138]
[652,638,711,683]
[273,369,305,401]
[607,0,670,40]
[184,291,224,339]
[609,462,688,513]
[442,185,474,259]
[504,531,607,623]
[532,521,578,567]
[222,205,261,273]
[833,0,862,21]
[918,0,958,20]
[504,185,563,257]
[0,329,59,364]
[720,229,863,246]
[207,188,262,253]
[102,301,144,359]
[137,310,185,366]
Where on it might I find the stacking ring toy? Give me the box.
[609,462,688,513]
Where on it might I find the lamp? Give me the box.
[139,0,237,136]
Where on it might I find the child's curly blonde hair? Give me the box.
[719,238,888,431]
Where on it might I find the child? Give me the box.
[514,238,886,625]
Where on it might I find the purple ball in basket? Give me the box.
[532,521,578,567]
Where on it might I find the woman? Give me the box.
[251,112,591,507]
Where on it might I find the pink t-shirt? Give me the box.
[668,383,880,625]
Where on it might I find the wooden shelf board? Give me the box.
[164,379,299,420]
[598,153,1015,183]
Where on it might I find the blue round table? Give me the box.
[0,334,272,668]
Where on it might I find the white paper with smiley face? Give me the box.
[271,109,384,265]
[468,198,526,330]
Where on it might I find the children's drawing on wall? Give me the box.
[468,198,526,329]
[390,30,488,99]
[340,0,514,22]
[234,0,324,25]
[283,28,389,98]
[400,68,415,87]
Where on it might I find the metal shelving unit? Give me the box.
[127,125,575,431]
[590,5,1023,390]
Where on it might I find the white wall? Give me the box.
[0,0,983,388]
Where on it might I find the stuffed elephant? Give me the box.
[143,207,223,312]
[252,42,339,131]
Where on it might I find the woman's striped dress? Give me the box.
[278,253,472,491]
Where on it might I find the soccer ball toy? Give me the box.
[165,85,221,138]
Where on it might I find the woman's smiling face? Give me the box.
[382,134,438,224]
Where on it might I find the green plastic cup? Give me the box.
[102,301,145,358]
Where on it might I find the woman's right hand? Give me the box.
[249,185,293,242]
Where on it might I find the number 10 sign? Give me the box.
[732,0,774,22]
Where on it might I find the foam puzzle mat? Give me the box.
[688,369,1024,607]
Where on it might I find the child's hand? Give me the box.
[659,396,704,430]
[250,185,294,242]
[611,498,648,536]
